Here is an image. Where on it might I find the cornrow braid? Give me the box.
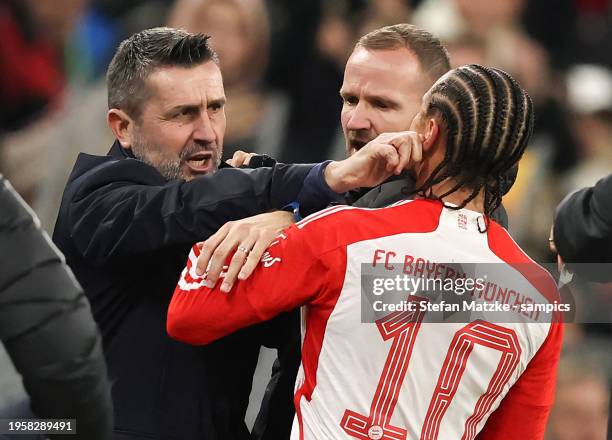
[413,64,534,220]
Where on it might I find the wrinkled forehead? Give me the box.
[146,62,225,103]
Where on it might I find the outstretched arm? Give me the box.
[63,161,335,264]
[166,211,345,345]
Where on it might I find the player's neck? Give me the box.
[412,145,485,213]
[416,179,485,214]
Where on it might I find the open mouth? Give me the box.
[184,151,214,174]
[350,139,368,152]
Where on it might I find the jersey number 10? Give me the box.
[340,296,521,440]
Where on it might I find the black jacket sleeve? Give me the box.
[63,160,327,263]
[0,175,112,440]
[553,174,612,281]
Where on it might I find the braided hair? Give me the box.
[414,64,534,218]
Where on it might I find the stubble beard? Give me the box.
[131,135,221,181]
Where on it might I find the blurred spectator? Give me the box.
[92,0,171,30]
[0,0,66,133]
[0,0,119,205]
[262,0,323,99]
[412,0,582,259]
[24,0,118,84]
[357,0,413,37]
[445,33,487,67]
[65,6,119,84]
[454,0,525,38]
[277,0,346,163]
[0,0,118,134]
[521,0,577,69]
[279,0,413,163]
[168,0,289,160]
[546,352,610,440]
[418,0,579,168]
[570,0,612,68]
[1,83,114,231]
[0,0,166,230]
[564,65,612,191]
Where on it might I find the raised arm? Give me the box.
[62,159,337,263]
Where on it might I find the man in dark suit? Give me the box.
[53,27,414,439]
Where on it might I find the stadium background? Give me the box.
[0,0,609,438]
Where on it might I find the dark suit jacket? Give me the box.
[554,174,612,282]
[52,142,338,439]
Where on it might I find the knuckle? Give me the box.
[235,223,251,234]
[210,250,227,264]
[208,257,219,269]
[209,254,222,266]
[250,249,263,260]
[218,245,233,256]
[231,251,245,262]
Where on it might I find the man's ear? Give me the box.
[108,109,136,149]
[421,116,440,153]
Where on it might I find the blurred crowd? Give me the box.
[0,0,609,438]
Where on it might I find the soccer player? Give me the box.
[167,64,563,439]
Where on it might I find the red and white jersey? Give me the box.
[168,199,563,440]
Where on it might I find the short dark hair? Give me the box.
[415,64,535,217]
[357,24,451,83]
[106,27,219,119]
